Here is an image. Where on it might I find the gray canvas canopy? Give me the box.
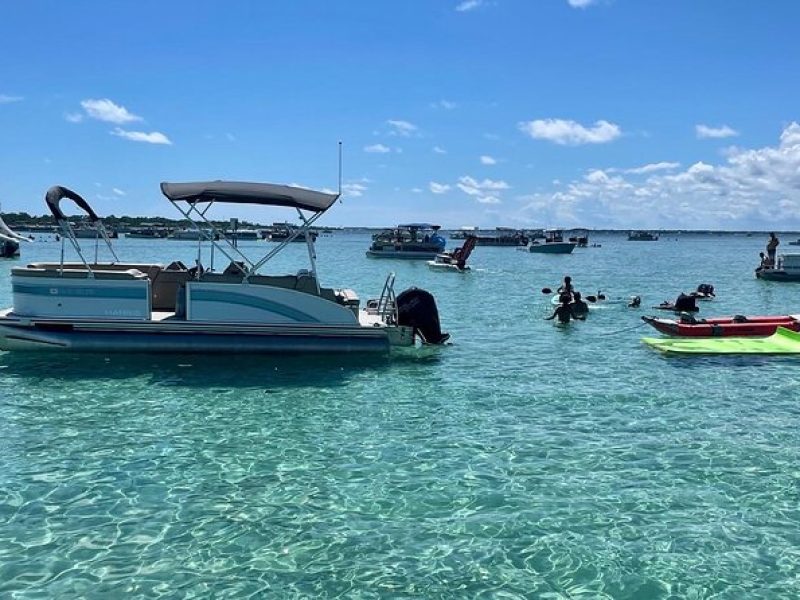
[160,181,339,213]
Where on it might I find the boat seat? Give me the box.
[12,267,149,280]
[151,266,192,311]
[25,262,164,280]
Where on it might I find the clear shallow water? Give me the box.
[2,233,800,598]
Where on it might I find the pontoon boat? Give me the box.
[0,183,449,353]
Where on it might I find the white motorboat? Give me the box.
[0,182,450,354]
[427,235,476,272]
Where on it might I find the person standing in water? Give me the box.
[571,292,589,317]
[545,296,585,324]
[767,233,779,266]
[557,276,574,298]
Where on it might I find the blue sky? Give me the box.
[1,0,799,229]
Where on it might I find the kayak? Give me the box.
[642,315,800,337]
[643,326,800,355]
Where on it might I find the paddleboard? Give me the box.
[643,326,800,355]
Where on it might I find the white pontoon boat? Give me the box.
[0,183,449,353]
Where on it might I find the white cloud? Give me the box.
[342,182,367,198]
[387,119,418,137]
[111,128,172,145]
[112,188,126,196]
[0,94,23,104]
[64,112,84,123]
[519,118,621,145]
[81,99,142,124]
[696,124,739,139]
[517,122,800,228]
[607,161,681,175]
[567,0,597,7]
[411,187,423,194]
[433,146,447,154]
[364,143,391,154]
[457,175,509,204]
[480,155,497,165]
[456,0,484,11]
[431,99,457,110]
[429,182,452,194]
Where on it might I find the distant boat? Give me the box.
[568,231,589,247]
[450,226,478,240]
[126,226,168,239]
[265,223,318,242]
[628,230,659,241]
[474,228,529,246]
[756,254,800,282]
[170,228,219,241]
[73,225,118,239]
[527,230,576,254]
[367,224,446,259]
[787,239,800,246]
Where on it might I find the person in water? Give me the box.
[557,276,574,298]
[571,291,589,317]
[767,232,779,266]
[545,296,585,324]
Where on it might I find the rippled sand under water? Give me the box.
[1,233,800,598]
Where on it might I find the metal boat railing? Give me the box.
[372,272,398,324]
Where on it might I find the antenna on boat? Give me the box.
[337,140,343,201]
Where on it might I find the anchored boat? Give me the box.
[366,223,446,259]
[642,314,800,337]
[0,182,449,354]
[427,235,477,272]
[756,254,800,282]
[527,230,576,254]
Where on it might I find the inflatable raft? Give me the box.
[643,327,800,355]
[642,315,800,337]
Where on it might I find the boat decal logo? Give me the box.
[191,290,321,323]
[13,284,147,300]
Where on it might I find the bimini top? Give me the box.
[160,181,339,213]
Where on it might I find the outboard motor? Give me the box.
[396,287,450,344]
[674,293,698,313]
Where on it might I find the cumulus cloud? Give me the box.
[111,128,172,145]
[112,188,126,196]
[0,94,23,104]
[457,176,509,204]
[82,99,142,124]
[456,0,484,11]
[429,182,451,194]
[433,146,447,154]
[480,155,497,165]
[519,118,621,145]
[364,143,391,153]
[567,0,597,7]
[386,119,418,137]
[518,122,800,228]
[342,182,367,198]
[696,124,739,139]
[617,161,681,175]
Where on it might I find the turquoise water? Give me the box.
[2,233,800,598]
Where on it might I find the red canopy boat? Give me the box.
[642,314,800,337]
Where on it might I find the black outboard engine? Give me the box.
[396,287,450,344]
[674,293,698,313]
